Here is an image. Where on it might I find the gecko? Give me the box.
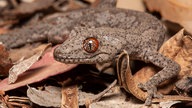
[52,8,181,105]
[0,0,180,106]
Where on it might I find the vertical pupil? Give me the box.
[88,40,93,51]
[83,37,99,53]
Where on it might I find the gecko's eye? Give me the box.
[83,37,99,53]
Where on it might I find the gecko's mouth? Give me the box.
[54,57,92,64]
[54,53,110,64]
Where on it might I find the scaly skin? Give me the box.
[53,8,181,105]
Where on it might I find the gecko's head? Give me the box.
[54,27,126,64]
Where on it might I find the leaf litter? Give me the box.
[0,0,192,107]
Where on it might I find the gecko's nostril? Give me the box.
[54,46,63,57]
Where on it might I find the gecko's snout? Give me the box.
[53,45,67,62]
[53,44,85,64]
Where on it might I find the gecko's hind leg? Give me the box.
[138,51,180,105]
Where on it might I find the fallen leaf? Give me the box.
[96,62,115,75]
[84,0,96,3]
[57,0,88,12]
[116,0,145,11]
[9,43,40,63]
[0,90,4,95]
[27,80,116,107]
[0,28,8,34]
[159,101,181,108]
[8,44,51,84]
[27,86,61,107]
[61,78,78,108]
[89,85,160,108]
[144,0,192,34]
[0,45,78,91]
[7,96,31,107]
[175,76,192,96]
[3,0,55,18]
[0,44,12,76]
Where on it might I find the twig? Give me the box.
[85,79,117,107]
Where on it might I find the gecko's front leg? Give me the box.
[138,51,181,105]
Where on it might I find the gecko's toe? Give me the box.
[145,92,163,105]
[145,96,152,106]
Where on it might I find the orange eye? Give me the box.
[83,37,99,53]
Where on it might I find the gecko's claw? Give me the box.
[138,83,163,105]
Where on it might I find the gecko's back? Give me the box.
[0,8,165,51]
[73,8,166,51]
[44,8,166,52]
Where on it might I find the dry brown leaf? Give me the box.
[144,0,192,34]
[0,46,77,91]
[0,28,8,34]
[6,96,30,107]
[27,80,116,107]
[27,86,61,107]
[175,77,192,96]
[9,43,49,62]
[96,62,115,75]
[159,30,192,78]
[0,90,5,95]
[61,79,78,108]
[0,44,13,76]
[84,0,96,3]
[89,85,160,108]
[159,101,181,108]
[3,0,55,17]
[8,44,51,84]
[65,0,88,11]
[116,0,145,11]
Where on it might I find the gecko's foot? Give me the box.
[138,83,163,105]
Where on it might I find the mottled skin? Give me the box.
[53,9,181,105]
[0,1,180,106]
